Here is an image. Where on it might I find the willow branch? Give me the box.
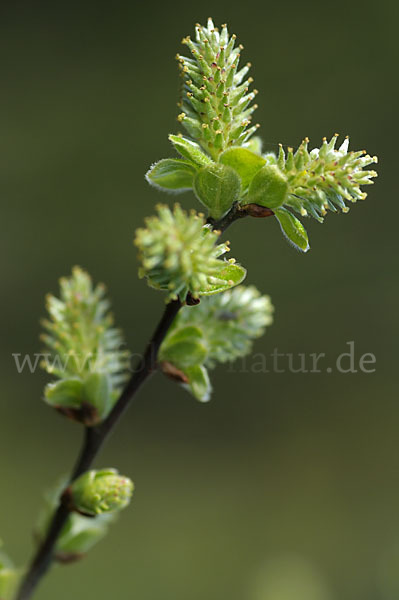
[16,211,240,600]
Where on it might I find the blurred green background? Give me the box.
[0,1,398,599]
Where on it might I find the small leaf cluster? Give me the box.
[146,20,378,251]
[37,271,136,568]
[148,132,377,251]
[42,267,130,425]
[134,203,246,300]
[159,285,274,402]
[36,475,132,563]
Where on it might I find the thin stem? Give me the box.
[16,211,241,600]
[208,202,247,234]
[209,203,274,236]
[16,299,181,600]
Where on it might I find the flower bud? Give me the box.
[69,469,133,516]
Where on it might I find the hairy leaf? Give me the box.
[146,159,196,191]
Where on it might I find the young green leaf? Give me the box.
[146,159,196,192]
[160,326,208,369]
[198,262,247,296]
[219,147,266,190]
[193,163,241,219]
[184,365,212,403]
[83,373,113,421]
[44,378,84,410]
[244,165,289,209]
[56,513,115,559]
[169,134,213,166]
[161,340,208,370]
[274,207,310,252]
[44,373,113,425]
[162,325,203,345]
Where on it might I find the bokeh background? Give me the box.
[1,1,398,599]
